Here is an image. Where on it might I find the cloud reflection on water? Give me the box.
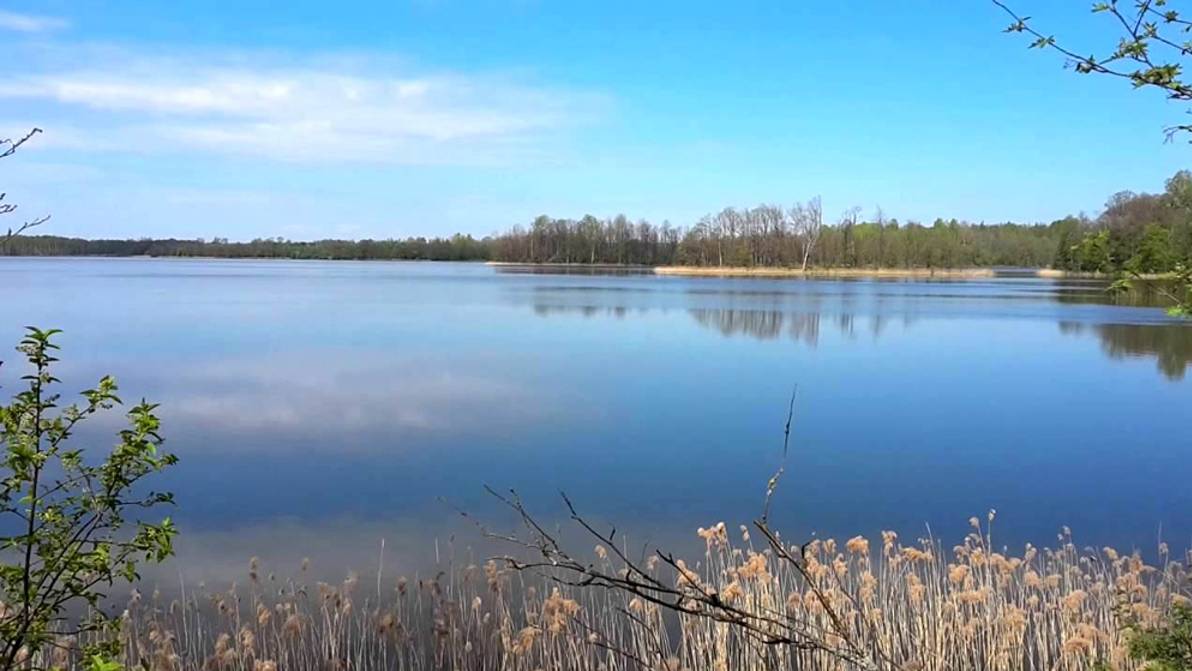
[162,352,551,440]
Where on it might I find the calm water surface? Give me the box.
[4,258,1191,580]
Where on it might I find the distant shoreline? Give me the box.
[0,255,491,263]
[6,256,1175,281]
[485,261,655,270]
[491,262,1185,280]
[652,265,997,278]
[491,262,1001,278]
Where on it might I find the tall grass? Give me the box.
[26,518,1189,670]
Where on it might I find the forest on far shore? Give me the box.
[6,170,1192,275]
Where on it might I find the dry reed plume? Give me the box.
[16,513,1188,671]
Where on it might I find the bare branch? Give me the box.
[0,128,42,159]
[474,388,894,670]
[761,384,797,524]
[0,127,50,251]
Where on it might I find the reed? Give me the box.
[22,517,1188,670]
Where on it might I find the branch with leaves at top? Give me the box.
[993,0,1192,139]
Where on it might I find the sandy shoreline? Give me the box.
[1035,268,1177,280]
[652,265,998,278]
[484,261,653,270]
[487,262,1188,280]
[487,261,1001,278]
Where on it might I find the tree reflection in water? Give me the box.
[530,301,1190,381]
[1059,321,1192,381]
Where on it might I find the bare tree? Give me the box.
[1,128,49,250]
[789,197,824,271]
[752,204,785,267]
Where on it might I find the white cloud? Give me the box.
[0,10,68,33]
[0,47,608,165]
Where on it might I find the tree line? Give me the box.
[490,202,1065,269]
[6,170,1192,273]
[1052,171,1192,274]
[1,233,492,261]
[491,172,1192,273]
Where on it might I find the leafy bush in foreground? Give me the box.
[1,328,177,669]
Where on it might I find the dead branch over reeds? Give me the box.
[13,515,1188,671]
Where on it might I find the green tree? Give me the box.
[1051,217,1082,270]
[1075,230,1114,272]
[1128,224,1176,273]
[1165,171,1192,263]
[1,328,177,668]
[1165,170,1192,208]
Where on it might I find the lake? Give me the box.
[3,257,1191,582]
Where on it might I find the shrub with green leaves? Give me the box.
[0,327,177,669]
[1126,603,1192,671]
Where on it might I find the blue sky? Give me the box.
[1,1,1189,240]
